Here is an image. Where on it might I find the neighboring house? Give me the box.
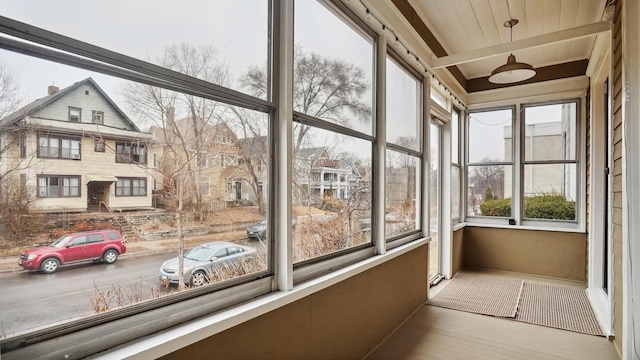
[503,103,577,200]
[148,114,245,209]
[293,147,363,204]
[236,135,268,205]
[0,78,154,212]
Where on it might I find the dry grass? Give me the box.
[293,205,327,216]
[206,208,264,225]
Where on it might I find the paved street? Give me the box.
[0,236,257,338]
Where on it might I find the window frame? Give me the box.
[451,107,462,224]
[465,106,515,223]
[115,142,147,164]
[94,138,105,152]
[37,133,82,160]
[290,0,380,280]
[37,175,81,198]
[520,99,581,227]
[115,177,147,197]
[384,50,424,244]
[92,110,104,124]
[465,99,583,229]
[69,106,81,122]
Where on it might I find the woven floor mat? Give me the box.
[427,272,523,318]
[514,282,604,336]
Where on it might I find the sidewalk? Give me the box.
[0,232,246,274]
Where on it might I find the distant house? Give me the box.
[236,135,268,206]
[293,147,363,204]
[148,114,247,210]
[503,103,576,200]
[0,78,153,212]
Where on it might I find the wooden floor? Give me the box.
[366,271,620,360]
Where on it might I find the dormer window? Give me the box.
[92,110,104,124]
[69,107,81,122]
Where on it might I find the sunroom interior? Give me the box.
[0,0,638,359]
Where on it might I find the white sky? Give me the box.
[0,0,268,109]
[1,0,559,163]
[468,104,564,162]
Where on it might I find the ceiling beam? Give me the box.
[431,21,611,69]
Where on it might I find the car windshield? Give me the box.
[257,219,266,225]
[184,246,216,262]
[49,236,72,248]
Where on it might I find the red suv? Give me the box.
[18,229,127,273]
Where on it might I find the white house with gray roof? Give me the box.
[0,78,154,212]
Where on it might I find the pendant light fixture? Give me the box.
[488,19,536,84]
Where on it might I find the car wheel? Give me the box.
[190,270,208,287]
[103,249,119,264]
[40,258,60,274]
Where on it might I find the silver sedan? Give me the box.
[159,241,256,286]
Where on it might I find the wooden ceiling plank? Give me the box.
[557,0,581,60]
[525,0,545,37]
[451,0,487,48]
[431,20,610,68]
[469,0,500,46]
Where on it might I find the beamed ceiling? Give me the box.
[396,0,612,92]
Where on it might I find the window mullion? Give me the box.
[422,76,431,241]
[374,34,387,255]
[514,104,522,224]
[273,0,293,291]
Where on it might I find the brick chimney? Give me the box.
[47,85,59,95]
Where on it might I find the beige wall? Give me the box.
[463,227,587,281]
[161,244,429,360]
[452,227,464,276]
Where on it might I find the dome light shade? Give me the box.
[488,54,536,84]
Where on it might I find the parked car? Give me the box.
[246,218,296,240]
[159,241,256,287]
[246,219,267,240]
[18,229,127,273]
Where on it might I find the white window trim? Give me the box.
[466,97,586,232]
[587,50,613,336]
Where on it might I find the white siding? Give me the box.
[32,82,136,130]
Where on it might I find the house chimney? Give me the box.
[47,85,59,95]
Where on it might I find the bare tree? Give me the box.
[242,47,372,151]
[241,48,372,215]
[0,62,43,243]
[121,43,231,289]
[469,158,505,199]
[227,107,268,215]
[123,43,230,222]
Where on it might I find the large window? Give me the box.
[385,55,422,240]
[38,175,80,197]
[69,107,81,122]
[115,142,147,164]
[467,101,580,224]
[38,134,81,160]
[293,0,374,263]
[116,177,147,196]
[522,101,579,222]
[467,108,513,218]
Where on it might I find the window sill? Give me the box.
[93,237,430,359]
[459,221,586,234]
[452,223,465,231]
